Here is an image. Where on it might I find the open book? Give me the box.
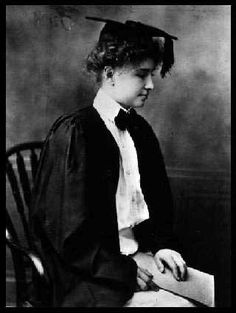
[133,252,215,307]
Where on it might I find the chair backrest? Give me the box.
[6,141,44,306]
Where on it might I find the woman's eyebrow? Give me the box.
[135,68,156,72]
[136,68,151,71]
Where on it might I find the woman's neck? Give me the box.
[100,85,130,110]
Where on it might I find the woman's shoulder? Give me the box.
[134,112,161,146]
[135,111,154,132]
[42,106,98,148]
[48,106,97,133]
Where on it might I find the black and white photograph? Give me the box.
[6,5,231,308]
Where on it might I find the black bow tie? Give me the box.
[114,108,137,131]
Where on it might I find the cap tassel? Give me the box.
[160,37,175,78]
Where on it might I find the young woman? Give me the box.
[30,17,196,307]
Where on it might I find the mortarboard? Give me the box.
[86,16,178,77]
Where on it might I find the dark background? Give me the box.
[6,5,231,307]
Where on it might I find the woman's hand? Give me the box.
[136,266,153,291]
[131,252,153,291]
[154,249,187,281]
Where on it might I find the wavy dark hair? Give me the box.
[86,37,164,83]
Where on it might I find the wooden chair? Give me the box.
[6,142,218,308]
[6,141,50,307]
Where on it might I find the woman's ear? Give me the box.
[104,66,115,85]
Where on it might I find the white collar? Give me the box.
[93,88,129,122]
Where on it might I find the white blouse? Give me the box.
[93,88,149,255]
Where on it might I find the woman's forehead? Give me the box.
[129,59,157,72]
[119,59,157,71]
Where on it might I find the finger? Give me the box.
[165,256,180,281]
[137,267,152,283]
[171,253,187,280]
[137,277,148,291]
[147,280,160,292]
[154,256,165,273]
[139,267,153,279]
[175,253,186,265]
[135,284,141,292]
[172,257,187,280]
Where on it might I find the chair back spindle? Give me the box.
[30,149,40,183]
[6,141,46,307]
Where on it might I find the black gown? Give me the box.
[29,105,179,307]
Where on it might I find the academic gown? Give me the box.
[29,105,179,307]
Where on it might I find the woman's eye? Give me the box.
[136,72,155,79]
[136,73,146,79]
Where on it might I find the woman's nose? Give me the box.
[145,75,154,90]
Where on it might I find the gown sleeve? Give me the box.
[30,113,137,304]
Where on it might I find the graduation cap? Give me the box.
[86,16,178,77]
